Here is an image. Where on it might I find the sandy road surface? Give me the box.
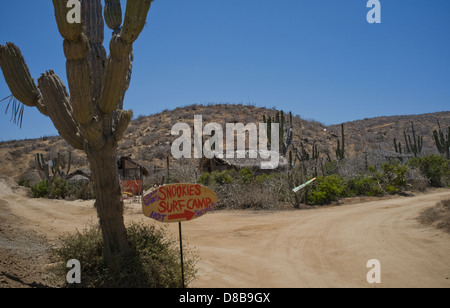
[1,177,449,288]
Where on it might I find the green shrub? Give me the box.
[307,175,347,205]
[346,175,382,197]
[238,167,254,184]
[198,170,235,186]
[381,162,407,190]
[31,180,49,198]
[49,222,198,288]
[49,177,68,199]
[408,155,449,187]
[212,170,234,185]
[197,172,212,186]
[255,173,270,183]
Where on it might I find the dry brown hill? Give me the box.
[0,103,448,185]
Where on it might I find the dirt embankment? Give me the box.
[1,176,449,288]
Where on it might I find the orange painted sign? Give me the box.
[142,183,218,223]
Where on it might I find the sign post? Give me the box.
[178,222,184,287]
[142,183,218,287]
[292,177,317,193]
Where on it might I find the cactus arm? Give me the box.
[0,43,48,116]
[113,109,133,143]
[121,0,153,44]
[37,71,84,150]
[35,153,50,181]
[82,0,104,45]
[53,0,94,126]
[51,154,60,177]
[104,0,123,31]
[98,0,152,114]
[65,36,95,125]
[404,122,423,157]
[82,0,107,102]
[52,0,83,40]
[98,34,132,114]
[118,50,133,111]
[433,130,443,153]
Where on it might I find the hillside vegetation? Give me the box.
[0,104,449,207]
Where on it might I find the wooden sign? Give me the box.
[142,183,218,223]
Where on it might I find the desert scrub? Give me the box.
[49,177,68,199]
[213,182,277,210]
[408,155,450,187]
[346,175,383,197]
[49,222,198,288]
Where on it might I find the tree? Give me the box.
[0,0,153,269]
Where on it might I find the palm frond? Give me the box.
[1,94,24,128]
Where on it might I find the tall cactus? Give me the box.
[0,0,153,269]
[263,110,293,156]
[404,121,423,157]
[36,153,51,182]
[35,151,72,189]
[433,120,450,159]
[51,151,72,179]
[393,138,402,154]
[335,123,345,160]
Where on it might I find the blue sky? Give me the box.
[1,0,449,141]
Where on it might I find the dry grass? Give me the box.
[418,199,450,234]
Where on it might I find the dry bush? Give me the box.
[336,157,367,180]
[405,167,429,191]
[140,135,156,146]
[119,139,135,150]
[418,199,450,234]
[213,182,279,211]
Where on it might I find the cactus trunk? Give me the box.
[86,141,131,265]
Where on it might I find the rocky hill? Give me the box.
[0,103,448,185]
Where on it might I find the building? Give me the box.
[117,156,150,196]
[199,150,288,174]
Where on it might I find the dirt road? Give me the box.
[1,177,449,288]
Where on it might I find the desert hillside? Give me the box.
[0,104,448,184]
